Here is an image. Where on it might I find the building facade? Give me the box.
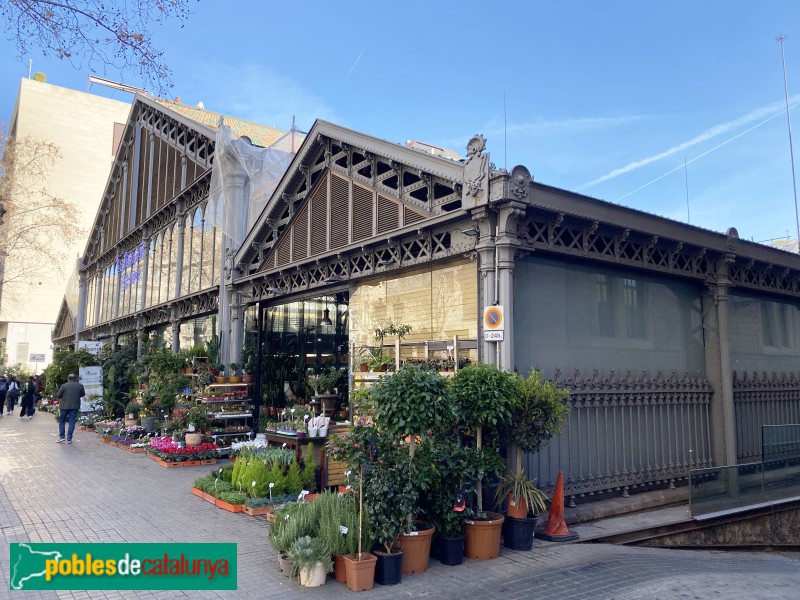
[2,77,131,370]
[55,101,800,506]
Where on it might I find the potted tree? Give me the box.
[450,363,519,560]
[421,441,482,566]
[370,365,452,574]
[499,369,569,550]
[330,425,379,591]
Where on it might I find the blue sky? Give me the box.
[3,1,800,244]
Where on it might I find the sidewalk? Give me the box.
[1,412,798,599]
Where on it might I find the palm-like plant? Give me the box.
[495,471,548,516]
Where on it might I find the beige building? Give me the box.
[1,77,131,371]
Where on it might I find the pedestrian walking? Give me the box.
[56,374,85,444]
[6,377,19,415]
[0,375,6,418]
[19,376,37,419]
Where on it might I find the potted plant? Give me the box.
[420,441,482,566]
[184,405,210,447]
[450,363,519,560]
[363,453,414,585]
[286,535,332,587]
[499,369,570,550]
[228,362,241,384]
[366,350,393,373]
[124,400,141,422]
[241,347,255,383]
[213,363,227,384]
[317,491,374,584]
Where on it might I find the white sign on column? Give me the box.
[78,365,103,412]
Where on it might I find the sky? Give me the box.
[2,1,800,245]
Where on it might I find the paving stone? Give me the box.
[2,415,799,599]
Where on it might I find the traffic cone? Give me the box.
[538,471,579,542]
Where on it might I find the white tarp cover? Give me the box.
[208,123,296,251]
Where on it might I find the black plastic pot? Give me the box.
[502,515,538,551]
[373,548,403,585]
[437,535,464,566]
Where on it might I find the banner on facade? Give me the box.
[78,341,104,355]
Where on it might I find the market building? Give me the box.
[53,96,800,505]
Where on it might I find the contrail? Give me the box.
[615,104,798,203]
[580,99,795,190]
[346,52,363,79]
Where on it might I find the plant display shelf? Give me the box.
[200,382,252,453]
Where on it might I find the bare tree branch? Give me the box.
[0,0,195,95]
[0,133,84,309]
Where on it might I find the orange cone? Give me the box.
[538,471,579,542]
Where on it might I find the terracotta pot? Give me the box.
[228,376,242,384]
[215,376,228,384]
[358,364,369,372]
[396,523,435,574]
[242,374,253,383]
[333,554,347,583]
[506,494,529,519]
[463,511,504,560]
[343,552,376,592]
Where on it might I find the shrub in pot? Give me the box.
[499,369,569,550]
[370,366,453,574]
[317,491,373,583]
[362,441,417,585]
[268,501,321,575]
[450,364,519,559]
[418,440,482,566]
[286,536,332,587]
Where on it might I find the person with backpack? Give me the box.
[19,376,36,419]
[0,375,6,417]
[7,377,19,415]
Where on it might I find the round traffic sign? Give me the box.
[484,306,504,330]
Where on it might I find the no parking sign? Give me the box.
[483,305,504,341]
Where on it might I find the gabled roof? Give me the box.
[81,94,299,266]
[235,120,466,269]
[151,98,301,152]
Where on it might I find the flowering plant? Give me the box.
[305,367,341,396]
[146,436,218,461]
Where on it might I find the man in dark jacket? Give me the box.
[56,374,85,444]
[20,376,36,419]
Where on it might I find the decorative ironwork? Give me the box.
[733,370,800,463]
[526,368,713,505]
[520,212,714,280]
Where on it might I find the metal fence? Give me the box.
[525,369,713,506]
[733,371,800,464]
